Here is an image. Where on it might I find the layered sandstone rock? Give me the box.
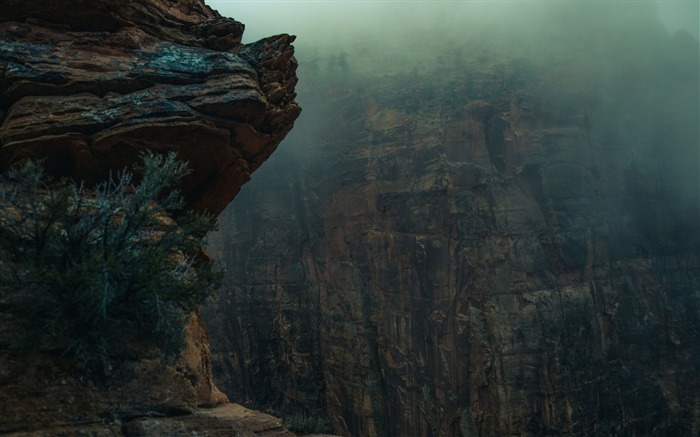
[0,0,299,214]
[0,0,300,434]
[205,9,699,437]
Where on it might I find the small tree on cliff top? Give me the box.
[0,152,223,367]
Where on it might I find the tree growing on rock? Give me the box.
[0,152,223,368]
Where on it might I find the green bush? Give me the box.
[0,152,222,367]
[283,411,333,434]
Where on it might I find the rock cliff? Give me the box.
[205,7,699,436]
[0,0,300,434]
[0,0,300,214]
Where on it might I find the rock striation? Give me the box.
[0,0,300,214]
[0,0,300,435]
[205,8,699,437]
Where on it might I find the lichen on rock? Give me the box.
[0,0,300,215]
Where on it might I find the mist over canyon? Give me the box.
[204,1,700,436]
[0,0,697,436]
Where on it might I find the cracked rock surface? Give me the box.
[0,0,300,214]
[0,1,300,435]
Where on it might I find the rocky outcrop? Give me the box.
[3,403,297,437]
[0,0,243,50]
[0,0,299,214]
[205,9,699,437]
[0,0,299,434]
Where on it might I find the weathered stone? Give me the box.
[2,404,304,437]
[0,0,300,434]
[205,11,699,437]
[0,0,241,50]
[124,404,295,437]
[0,0,300,215]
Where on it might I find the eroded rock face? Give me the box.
[0,0,299,434]
[0,0,300,214]
[0,0,243,50]
[1,313,216,433]
[205,11,699,437]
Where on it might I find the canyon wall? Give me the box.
[0,0,300,434]
[206,6,699,436]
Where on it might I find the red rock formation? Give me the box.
[0,0,300,434]
[0,0,300,214]
[205,9,699,437]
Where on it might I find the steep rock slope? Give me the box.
[206,7,699,437]
[0,0,300,434]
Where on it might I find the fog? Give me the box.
[206,0,699,220]
[211,1,699,108]
[210,0,699,44]
[204,2,699,433]
[211,0,698,183]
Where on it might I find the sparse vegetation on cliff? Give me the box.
[0,152,223,367]
[283,411,333,434]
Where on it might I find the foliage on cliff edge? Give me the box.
[0,152,223,368]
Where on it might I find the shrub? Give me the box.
[0,152,223,367]
[283,411,333,434]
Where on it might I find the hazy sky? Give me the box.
[208,0,700,43]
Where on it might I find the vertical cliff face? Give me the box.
[0,0,300,434]
[205,7,699,436]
